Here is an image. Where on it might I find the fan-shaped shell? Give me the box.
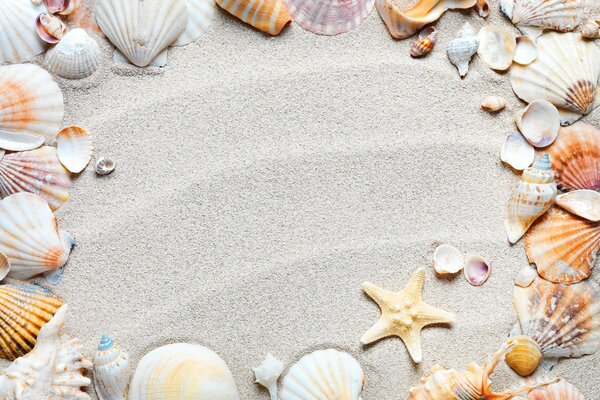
[94,335,130,400]
[285,0,373,35]
[217,0,291,35]
[56,126,93,173]
[96,0,189,67]
[0,0,47,64]
[45,28,101,80]
[0,193,75,281]
[546,122,600,191]
[0,64,64,152]
[516,100,560,147]
[556,190,600,222]
[173,0,215,46]
[511,0,590,35]
[129,343,240,400]
[501,131,535,171]
[0,146,72,211]
[528,381,585,400]
[447,22,479,77]
[477,25,517,71]
[510,32,600,126]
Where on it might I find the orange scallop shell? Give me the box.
[217,0,291,35]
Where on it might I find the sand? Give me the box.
[5,1,600,398]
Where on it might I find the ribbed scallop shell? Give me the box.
[0,193,75,281]
[173,0,215,45]
[45,28,101,80]
[546,122,600,191]
[94,335,130,400]
[510,32,600,126]
[217,0,292,35]
[512,0,590,34]
[129,343,240,400]
[56,126,93,173]
[0,0,47,64]
[96,0,189,67]
[0,283,63,361]
[0,146,72,211]
[528,381,585,400]
[285,0,373,35]
[280,349,364,400]
[0,64,64,152]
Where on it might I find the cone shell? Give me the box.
[528,381,585,400]
[556,190,600,222]
[511,0,590,34]
[514,35,538,65]
[447,22,479,77]
[129,343,240,399]
[56,126,93,173]
[410,26,438,58]
[525,207,599,283]
[546,122,600,191]
[94,335,130,400]
[280,349,364,400]
[45,28,101,80]
[0,0,47,64]
[217,0,291,35]
[285,0,373,35]
[35,13,66,44]
[477,25,516,71]
[0,146,72,211]
[173,0,215,46]
[504,335,542,376]
[0,64,65,152]
[516,100,560,147]
[501,131,535,171]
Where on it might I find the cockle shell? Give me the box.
[94,157,115,176]
[580,19,599,39]
[447,22,479,77]
[96,0,189,67]
[501,131,535,171]
[410,26,438,58]
[504,335,542,376]
[284,0,372,35]
[0,0,47,64]
[0,304,92,399]
[35,13,66,44]
[481,96,506,112]
[0,193,75,282]
[0,283,63,361]
[504,154,557,244]
[463,254,491,286]
[474,0,489,18]
[129,343,240,399]
[528,381,585,400]
[280,349,364,400]
[516,100,560,147]
[510,0,590,38]
[217,0,292,35]
[93,335,130,400]
[556,190,600,222]
[173,0,215,46]
[510,32,600,126]
[477,25,517,71]
[0,64,64,152]
[45,28,101,80]
[56,126,93,173]
[525,207,599,284]
[514,35,538,65]
[253,354,283,400]
[0,146,72,211]
[45,0,76,15]
[433,243,463,274]
[515,265,537,287]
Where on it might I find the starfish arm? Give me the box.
[361,318,393,345]
[401,268,426,302]
[362,282,395,310]
[398,326,424,363]
[416,303,455,325]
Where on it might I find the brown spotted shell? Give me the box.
[410,26,438,58]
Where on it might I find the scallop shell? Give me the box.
[45,28,101,80]
[0,283,63,361]
[129,343,240,399]
[481,96,506,112]
[474,0,489,18]
[546,122,600,191]
[516,100,560,147]
[501,131,535,171]
[504,154,557,243]
[280,349,364,400]
[253,354,284,400]
[410,26,438,58]
[556,190,600,222]
[463,254,491,286]
[35,13,66,44]
[515,265,537,287]
[217,0,292,35]
[433,243,463,274]
[56,126,93,173]
[173,0,215,46]
[526,207,599,284]
[94,335,130,400]
[514,35,538,65]
[0,0,47,64]
[447,22,479,77]
[528,381,585,400]
[0,146,72,211]
[96,0,189,67]
[510,32,600,126]
[0,64,64,152]
[0,193,75,282]
[477,25,517,71]
[284,0,372,35]
[511,0,590,37]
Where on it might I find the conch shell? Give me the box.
[447,22,478,77]
[93,335,130,400]
[253,354,283,400]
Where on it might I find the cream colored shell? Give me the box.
[501,131,535,171]
[94,335,130,400]
[56,125,93,173]
[45,28,101,80]
[516,100,560,147]
[0,0,47,64]
[173,0,215,46]
[477,25,516,71]
[556,190,600,222]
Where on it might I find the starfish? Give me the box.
[361,268,455,363]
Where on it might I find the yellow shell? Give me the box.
[217,0,291,35]
[504,336,542,376]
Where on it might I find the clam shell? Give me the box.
[0,0,47,64]
[35,13,66,44]
[501,131,535,171]
[284,0,373,35]
[528,381,585,400]
[512,0,590,35]
[253,354,284,400]
[516,100,560,147]
[94,335,130,400]
[463,254,491,286]
[481,96,506,112]
[504,335,542,376]
[45,28,101,80]
[556,189,600,222]
[280,349,364,400]
[525,207,599,284]
[173,0,215,46]
[410,26,438,58]
[514,265,537,287]
[0,146,72,211]
[477,25,516,71]
[447,22,479,77]
[217,0,291,35]
[56,126,93,173]
[514,35,537,65]
[0,64,64,152]
[433,243,463,274]
[129,343,240,399]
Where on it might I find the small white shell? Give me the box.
[515,265,537,288]
[45,28,101,79]
[95,157,116,176]
[477,25,516,71]
[253,354,284,400]
[516,100,560,147]
[481,96,506,112]
[501,131,535,171]
[94,335,130,400]
[556,190,600,222]
[464,254,491,286]
[56,126,93,173]
[513,35,537,65]
[447,22,479,77]
[433,244,464,275]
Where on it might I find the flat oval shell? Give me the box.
[556,190,600,222]
[56,126,93,173]
[501,131,535,170]
[285,0,374,35]
[516,100,560,147]
[433,243,463,274]
[513,35,537,65]
[463,254,491,286]
[477,25,516,71]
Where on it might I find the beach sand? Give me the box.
[6,2,600,398]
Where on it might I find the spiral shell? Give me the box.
[35,13,66,44]
[410,26,438,58]
[447,22,479,77]
[253,354,283,400]
[45,28,101,80]
[94,335,130,400]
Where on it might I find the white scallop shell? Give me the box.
[447,22,479,77]
[0,0,47,64]
[513,35,537,65]
[253,354,284,400]
[173,0,215,46]
[556,189,600,222]
[45,28,101,79]
[56,126,93,173]
[511,0,590,38]
[515,100,560,147]
[433,243,464,274]
[477,25,516,71]
[94,335,130,400]
[501,131,535,171]
[280,349,364,400]
[463,254,491,286]
[285,0,374,35]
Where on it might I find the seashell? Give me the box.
[217,0,292,35]
[474,0,489,18]
[504,335,542,376]
[504,154,557,243]
[447,22,479,77]
[253,353,283,400]
[481,95,506,112]
[45,28,101,80]
[410,26,438,58]
[44,0,76,15]
[514,265,537,288]
[0,193,75,282]
[0,0,47,64]
[500,0,514,19]
[173,0,216,46]
[463,254,491,286]
[0,64,64,152]
[580,20,599,39]
[0,253,10,281]
[525,207,599,283]
[408,340,557,399]
[556,190,600,222]
[514,35,537,65]
[0,283,63,361]
[546,122,600,191]
[501,131,535,171]
[280,349,364,400]
[511,0,590,38]
[0,146,71,211]
[32,0,43,5]
[95,157,116,176]
[284,0,372,36]
[477,25,517,71]
[376,0,476,39]
[0,304,93,399]
[510,32,600,126]
[35,13,66,44]
[94,335,130,400]
[56,126,93,173]
[432,243,463,274]
[528,381,585,400]
[129,343,240,399]
[515,100,560,147]
[96,0,189,67]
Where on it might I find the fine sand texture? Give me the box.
[7,2,600,399]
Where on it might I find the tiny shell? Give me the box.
[95,157,116,176]
[433,243,463,274]
[253,354,283,400]
[477,25,516,71]
[481,96,506,112]
[94,335,130,400]
[447,22,479,77]
[514,35,537,65]
[44,0,76,15]
[464,254,490,286]
[285,0,373,35]
[474,0,489,18]
[516,100,560,147]
[514,265,537,287]
[56,126,93,173]
[580,20,600,39]
[410,26,438,58]
[35,13,66,44]
[556,190,600,222]
[501,131,534,171]
[45,28,101,79]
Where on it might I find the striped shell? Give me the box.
[217,0,292,35]
[56,126,93,173]
[0,0,47,64]
[410,26,438,58]
[0,146,72,211]
[94,335,130,400]
[45,28,101,80]
[511,0,590,35]
[284,0,373,35]
[173,0,215,46]
[528,381,585,400]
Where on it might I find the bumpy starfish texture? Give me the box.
[361,268,455,363]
